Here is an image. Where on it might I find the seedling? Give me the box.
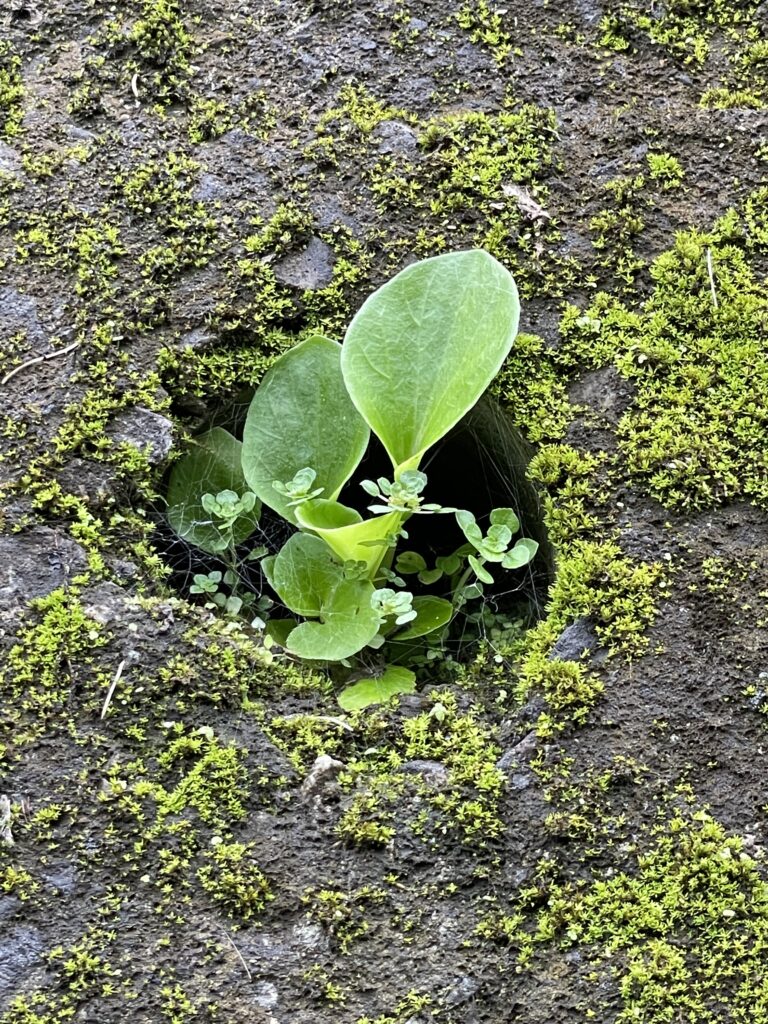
[167,250,538,706]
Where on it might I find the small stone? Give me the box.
[0,528,87,612]
[496,730,538,773]
[253,981,279,1009]
[274,237,335,291]
[56,458,115,505]
[179,326,216,349]
[81,582,132,625]
[549,618,597,661]
[108,406,175,464]
[400,759,450,788]
[0,925,44,1000]
[371,119,419,156]
[0,142,22,176]
[445,975,479,1007]
[0,286,45,346]
[300,754,345,798]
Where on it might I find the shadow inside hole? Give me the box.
[157,393,554,651]
[345,394,554,613]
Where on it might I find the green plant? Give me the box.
[167,250,538,700]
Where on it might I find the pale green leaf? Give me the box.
[296,506,403,576]
[269,533,345,617]
[341,250,519,470]
[337,665,417,711]
[502,538,539,569]
[490,507,520,533]
[242,334,370,524]
[468,554,494,584]
[392,596,453,640]
[285,577,381,661]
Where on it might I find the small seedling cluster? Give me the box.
[167,250,537,707]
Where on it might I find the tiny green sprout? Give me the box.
[273,467,325,507]
[371,588,417,625]
[190,571,223,596]
[202,489,257,528]
[362,470,456,515]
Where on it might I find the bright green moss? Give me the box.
[197,841,273,919]
[130,0,193,104]
[516,539,663,733]
[356,991,432,1024]
[617,230,768,508]
[646,151,685,189]
[744,185,768,249]
[527,444,604,548]
[306,94,575,298]
[116,153,216,281]
[493,333,574,443]
[489,810,768,1021]
[267,713,348,774]
[307,84,414,165]
[605,0,758,66]
[303,884,386,953]
[0,42,24,140]
[156,734,249,827]
[157,331,289,402]
[556,217,768,510]
[400,695,505,841]
[0,589,108,730]
[0,864,39,901]
[456,0,513,65]
[603,0,767,105]
[335,779,399,846]
[2,929,122,1023]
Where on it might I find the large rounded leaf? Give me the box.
[242,334,370,524]
[166,427,260,555]
[341,250,519,471]
[269,533,346,618]
[285,577,381,661]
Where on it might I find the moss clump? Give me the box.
[493,333,575,443]
[400,695,505,841]
[456,0,513,65]
[0,43,24,140]
[197,841,273,920]
[306,91,575,298]
[0,864,39,901]
[562,226,768,509]
[157,330,289,402]
[415,104,572,296]
[516,538,663,735]
[587,155,684,287]
[0,590,108,742]
[2,929,124,1022]
[156,733,250,828]
[602,0,767,105]
[487,810,768,1021]
[303,884,387,953]
[130,0,193,104]
[356,991,432,1024]
[306,84,414,166]
[527,444,605,548]
[116,152,217,281]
